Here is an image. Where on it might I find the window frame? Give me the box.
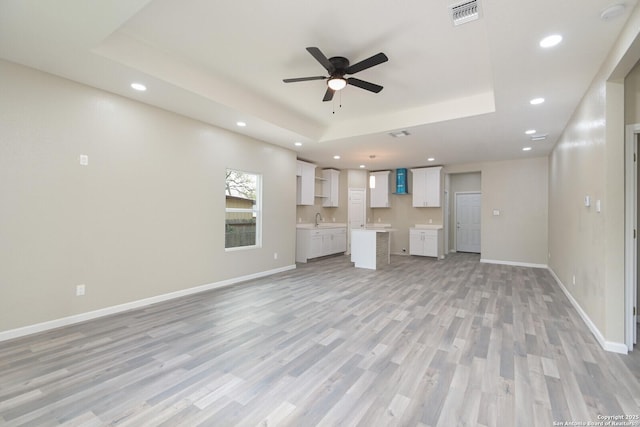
[224,169,262,251]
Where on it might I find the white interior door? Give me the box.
[456,192,481,253]
[348,188,366,254]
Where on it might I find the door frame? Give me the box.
[454,191,481,253]
[625,123,640,351]
[347,187,366,255]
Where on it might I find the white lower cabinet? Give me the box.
[409,228,441,258]
[296,227,347,263]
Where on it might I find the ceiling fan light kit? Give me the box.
[283,47,388,102]
[328,77,347,91]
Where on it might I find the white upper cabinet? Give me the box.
[322,169,340,207]
[296,160,316,205]
[411,166,442,207]
[370,170,391,208]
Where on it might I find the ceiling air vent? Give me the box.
[450,0,480,26]
[389,130,410,138]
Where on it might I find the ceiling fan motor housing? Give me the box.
[329,56,350,75]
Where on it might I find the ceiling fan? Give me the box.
[283,47,388,102]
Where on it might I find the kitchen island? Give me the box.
[351,228,394,270]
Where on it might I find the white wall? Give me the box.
[548,5,640,347]
[446,158,549,266]
[0,60,297,334]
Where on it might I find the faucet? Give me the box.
[315,212,322,227]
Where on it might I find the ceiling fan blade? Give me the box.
[283,76,327,83]
[322,87,335,102]
[345,52,388,75]
[306,47,335,73]
[347,77,383,93]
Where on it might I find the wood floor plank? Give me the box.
[1,253,639,426]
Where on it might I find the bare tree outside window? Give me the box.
[225,169,261,249]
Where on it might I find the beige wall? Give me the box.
[625,58,640,123]
[548,5,640,346]
[627,60,640,315]
[446,158,548,266]
[0,60,297,333]
[345,159,548,264]
[294,159,546,265]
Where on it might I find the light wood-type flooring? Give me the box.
[1,253,639,426]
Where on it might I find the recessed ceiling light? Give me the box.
[525,129,536,135]
[522,147,532,151]
[236,121,247,127]
[294,142,303,147]
[530,97,545,105]
[333,155,341,160]
[130,83,146,91]
[601,3,626,20]
[427,157,435,162]
[540,34,562,48]
[359,164,366,168]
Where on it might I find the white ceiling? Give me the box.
[0,0,637,170]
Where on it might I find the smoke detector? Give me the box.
[450,0,480,26]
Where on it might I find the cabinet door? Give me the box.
[409,231,424,255]
[370,171,390,208]
[411,169,427,207]
[425,167,441,207]
[310,233,323,258]
[333,229,347,253]
[321,232,333,256]
[423,231,437,257]
[297,161,316,205]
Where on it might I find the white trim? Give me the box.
[624,123,640,351]
[480,258,547,269]
[0,264,296,343]
[548,267,628,354]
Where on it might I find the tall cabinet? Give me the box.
[411,166,442,207]
[370,170,391,208]
[296,160,316,206]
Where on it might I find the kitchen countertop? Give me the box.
[412,224,443,230]
[296,223,347,229]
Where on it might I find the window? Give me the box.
[225,169,261,249]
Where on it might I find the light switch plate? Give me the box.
[492,209,500,216]
[584,195,590,207]
[79,154,89,166]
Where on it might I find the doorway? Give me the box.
[348,188,366,254]
[455,192,481,253]
[625,124,640,351]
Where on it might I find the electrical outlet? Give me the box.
[273,252,278,260]
[572,275,576,285]
[76,284,86,296]
[79,155,89,166]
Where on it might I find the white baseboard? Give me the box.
[480,258,548,269]
[0,264,296,343]
[548,267,628,354]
